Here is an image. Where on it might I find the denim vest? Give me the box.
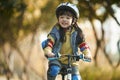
[48,26,79,57]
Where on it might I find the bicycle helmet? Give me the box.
[56,2,79,19]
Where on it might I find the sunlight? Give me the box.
[96,6,106,16]
[39,32,47,43]
[104,17,120,54]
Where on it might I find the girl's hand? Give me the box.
[83,54,92,62]
[46,52,55,58]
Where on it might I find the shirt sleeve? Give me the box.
[43,35,55,55]
[79,42,91,55]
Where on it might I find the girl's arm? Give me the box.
[43,35,55,57]
[79,42,92,60]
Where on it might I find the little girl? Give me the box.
[42,2,92,80]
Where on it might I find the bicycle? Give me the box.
[48,54,91,80]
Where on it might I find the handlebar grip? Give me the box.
[48,57,58,60]
[79,54,84,59]
[79,54,91,62]
[83,58,91,62]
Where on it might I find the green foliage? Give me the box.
[40,0,59,30]
[0,0,27,45]
[0,0,120,46]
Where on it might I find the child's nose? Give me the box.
[63,17,67,21]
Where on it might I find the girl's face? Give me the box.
[58,15,73,28]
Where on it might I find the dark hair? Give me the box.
[74,23,85,44]
[57,9,75,18]
[59,26,66,42]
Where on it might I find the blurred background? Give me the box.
[0,0,120,80]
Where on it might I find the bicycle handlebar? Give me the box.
[48,54,91,62]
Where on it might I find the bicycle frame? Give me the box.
[48,54,84,80]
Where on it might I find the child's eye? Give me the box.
[67,16,72,19]
[67,17,70,19]
[60,16,64,18]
